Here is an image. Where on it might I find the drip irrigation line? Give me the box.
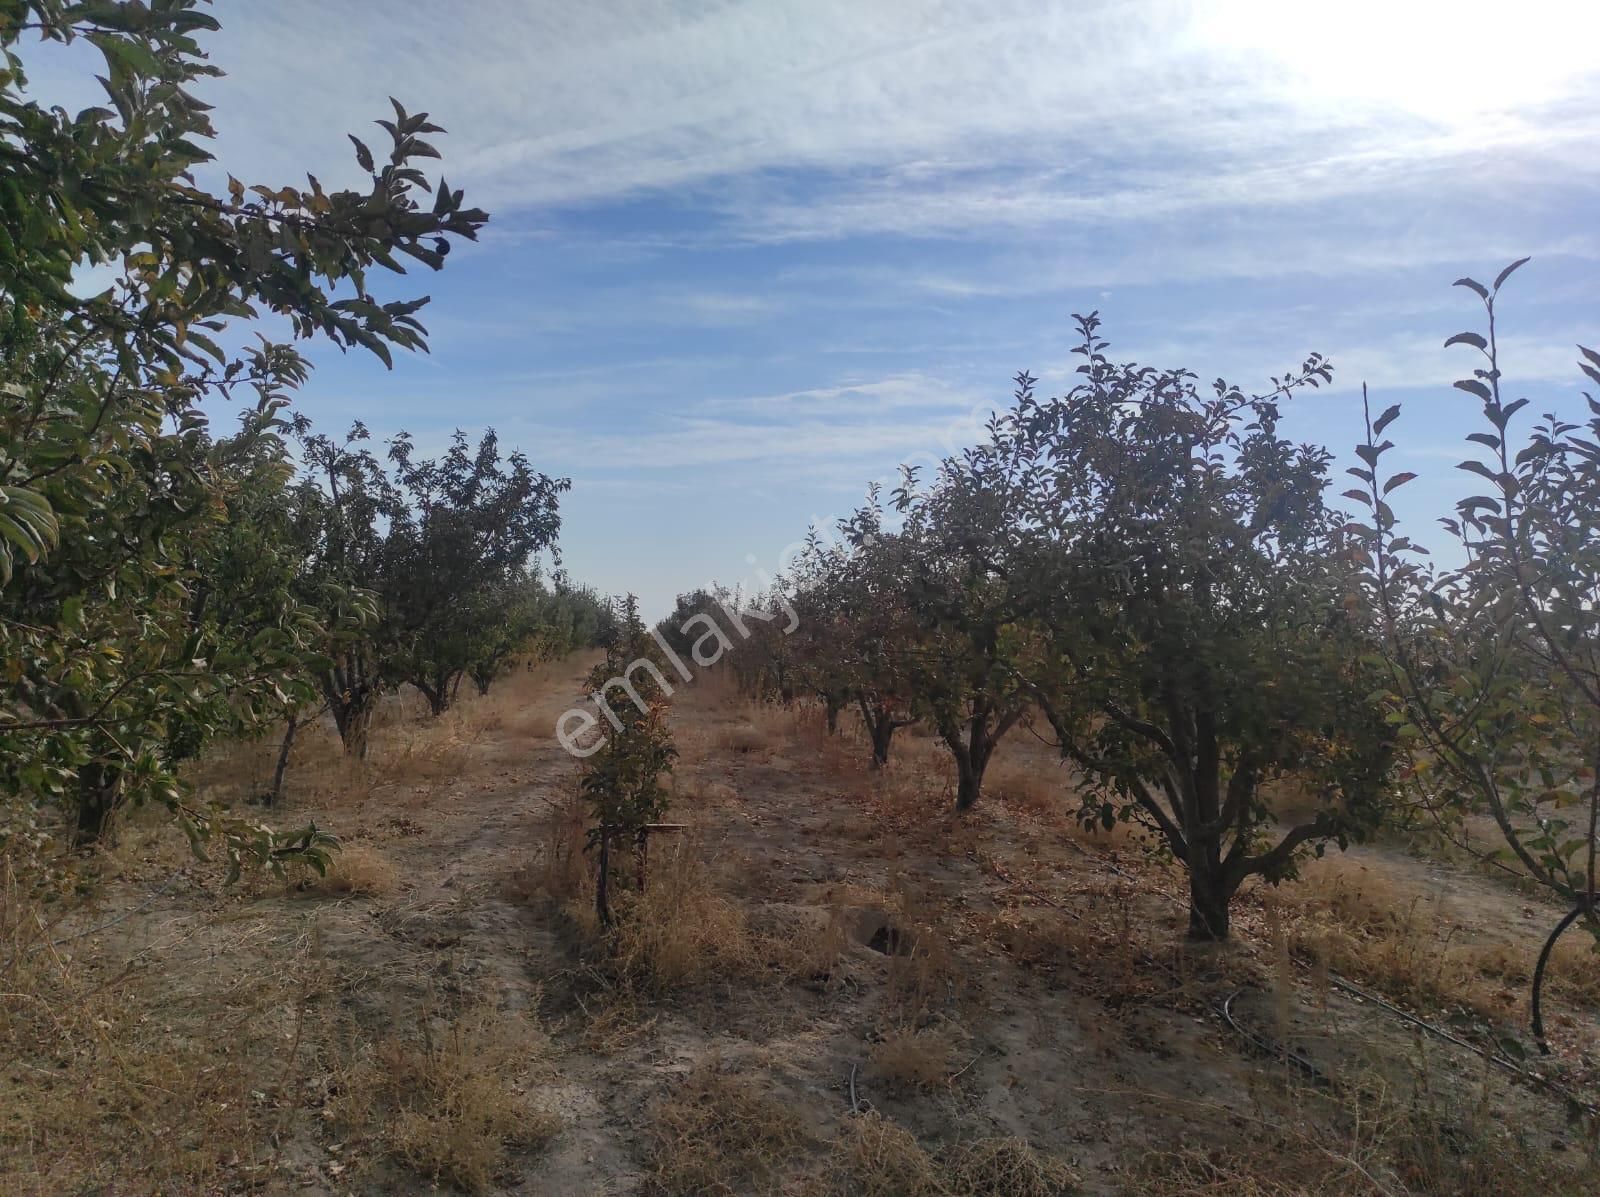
[1219,987,1331,1085]
[1027,837,1600,1119]
[3,866,188,973]
[988,854,1323,1082]
[1321,967,1597,1118]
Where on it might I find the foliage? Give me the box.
[580,596,676,926]
[288,422,391,757]
[755,318,1397,939]
[791,510,921,762]
[887,470,1031,807]
[975,317,1394,938]
[292,422,569,747]
[1353,260,1600,915]
[0,0,484,868]
[375,428,567,714]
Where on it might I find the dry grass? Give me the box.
[1,659,590,1196]
[191,685,496,816]
[609,840,760,993]
[945,1135,1080,1195]
[983,888,1183,1009]
[3,864,563,1195]
[1129,1064,1584,1196]
[830,1112,949,1197]
[871,877,961,1020]
[987,754,1069,819]
[867,1024,960,1091]
[504,790,592,911]
[17,652,1600,1196]
[300,842,400,897]
[1261,855,1600,1025]
[331,1001,560,1193]
[645,1062,811,1196]
[760,903,853,989]
[1547,936,1600,1006]
[1262,859,1512,1021]
[0,866,321,1193]
[716,720,776,756]
[827,1113,1078,1197]
[669,771,740,808]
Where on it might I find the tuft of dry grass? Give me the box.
[716,720,774,756]
[867,1024,960,1091]
[331,1001,560,1193]
[881,909,958,1020]
[1130,1064,1582,1197]
[645,1063,811,1196]
[826,1113,1077,1197]
[830,1112,948,1197]
[945,1136,1079,1196]
[300,842,399,897]
[609,841,759,993]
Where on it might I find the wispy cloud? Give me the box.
[29,0,1591,615]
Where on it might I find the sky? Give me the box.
[31,0,1600,615]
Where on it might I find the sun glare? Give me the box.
[1203,0,1600,124]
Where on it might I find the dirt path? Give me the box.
[7,657,1600,1195]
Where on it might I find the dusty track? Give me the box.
[6,655,1599,1194]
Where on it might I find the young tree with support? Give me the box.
[580,597,677,927]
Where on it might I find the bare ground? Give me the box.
[5,656,1600,1195]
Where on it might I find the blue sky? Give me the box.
[37,1,1600,615]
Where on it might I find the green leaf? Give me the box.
[348,135,375,173]
[1372,403,1402,437]
[1492,257,1531,292]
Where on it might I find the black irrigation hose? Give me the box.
[1219,987,1331,1085]
[1,866,188,973]
[1321,967,1599,1118]
[1532,904,1588,1057]
[1046,837,1600,1119]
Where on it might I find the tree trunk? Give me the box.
[955,759,981,811]
[949,724,994,811]
[330,698,373,759]
[267,713,299,807]
[350,704,372,759]
[870,718,896,768]
[825,696,842,735]
[418,679,449,717]
[1186,867,1232,941]
[75,761,121,846]
[323,658,375,758]
[858,697,906,769]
